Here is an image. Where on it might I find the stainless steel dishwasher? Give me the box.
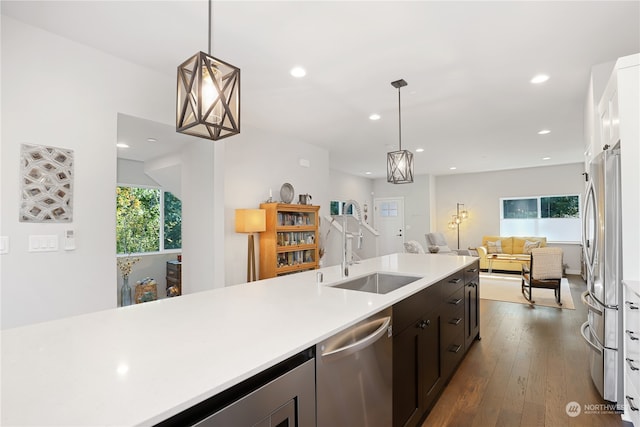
[316,307,392,427]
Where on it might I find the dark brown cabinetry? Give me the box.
[464,264,480,349]
[393,260,480,427]
[166,261,182,297]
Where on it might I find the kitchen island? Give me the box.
[1,253,477,426]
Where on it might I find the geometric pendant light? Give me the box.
[177,0,240,140]
[387,79,414,184]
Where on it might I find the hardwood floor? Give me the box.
[423,275,626,427]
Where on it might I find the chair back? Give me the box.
[530,247,563,279]
[425,232,453,253]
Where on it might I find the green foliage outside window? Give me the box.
[116,187,160,254]
[541,196,579,218]
[164,192,182,250]
[117,186,182,254]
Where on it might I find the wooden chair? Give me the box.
[521,247,564,306]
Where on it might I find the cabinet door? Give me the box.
[393,324,421,427]
[465,282,479,349]
[419,313,442,414]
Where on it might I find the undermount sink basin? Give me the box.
[330,272,423,294]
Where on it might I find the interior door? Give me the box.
[374,197,405,255]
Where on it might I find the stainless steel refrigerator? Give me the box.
[581,143,623,406]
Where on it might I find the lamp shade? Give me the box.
[235,209,266,233]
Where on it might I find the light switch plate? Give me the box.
[28,235,59,252]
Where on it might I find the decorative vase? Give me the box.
[121,276,132,306]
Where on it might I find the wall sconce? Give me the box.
[446,203,469,249]
[235,209,266,282]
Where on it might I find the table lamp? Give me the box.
[235,209,266,282]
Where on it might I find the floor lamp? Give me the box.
[235,209,266,282]
[447,203,468,250]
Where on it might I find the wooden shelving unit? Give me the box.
[259,203,320,279]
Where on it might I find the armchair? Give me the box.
[425,232,471,256]
[521,247,564,306]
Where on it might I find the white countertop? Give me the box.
[1,253,476,426]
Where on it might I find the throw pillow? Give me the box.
[404,240,425,254]
[487,240,502,254]
[523,240,541,254]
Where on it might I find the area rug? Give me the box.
[479,273,575,309]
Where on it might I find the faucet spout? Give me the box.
[341,200,363,278]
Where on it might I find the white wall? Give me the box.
[223,126,330,286]
[434,163,585,273]
[1,17,223,328]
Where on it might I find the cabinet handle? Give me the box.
[627,396,639,412]
[448,344,462,353]
[449,298,463,306]
[467,282,477,288]
[627,358,639,371]
[466,268,478,273]
[448,278,462,284]
[626,301,639,310]
[626,330,639,341]
[417,319,430,329]
[449,318,462,325]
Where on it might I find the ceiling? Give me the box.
[3,1,639,178]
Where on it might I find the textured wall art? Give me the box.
[20,144,74,222]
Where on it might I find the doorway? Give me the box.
[374,197,405,255]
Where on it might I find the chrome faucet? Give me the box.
[341,200,363,277]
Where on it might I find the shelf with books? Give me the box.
[259,203,320,279]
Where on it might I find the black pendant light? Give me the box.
[176,0,240,140]
[387,79,414,184]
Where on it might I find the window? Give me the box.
[116,186,182,254]
[380,201,398,217]
[500,195,580,242]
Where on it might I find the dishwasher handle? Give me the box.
[321,316,391,363]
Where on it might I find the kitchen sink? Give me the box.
[330,272,423,294]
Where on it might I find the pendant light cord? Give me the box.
[208,0,212,55]
[397,87,402,151]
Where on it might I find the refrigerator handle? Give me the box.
[581,291,603,316]
[580,321,603,354]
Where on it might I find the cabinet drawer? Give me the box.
[625,285,640,393]
[393,282,441,335]
[464,261,480,284]
[441,270,465,297]
[441,308,464,346]
[442,332,465,379]
[625,377,640,427]
[442,288,465,315]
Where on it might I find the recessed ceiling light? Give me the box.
[415,148,424,153]
[365,171,372,175]
[530,74,549,84]
[369,114,381,121]
[116,143,129,148]
[538,129,551,135]
[542,156,551,160]
[449,166,457,170]
[290,66,306,78]
[147,137,157,143]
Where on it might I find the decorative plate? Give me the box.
[280,183,294,204]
